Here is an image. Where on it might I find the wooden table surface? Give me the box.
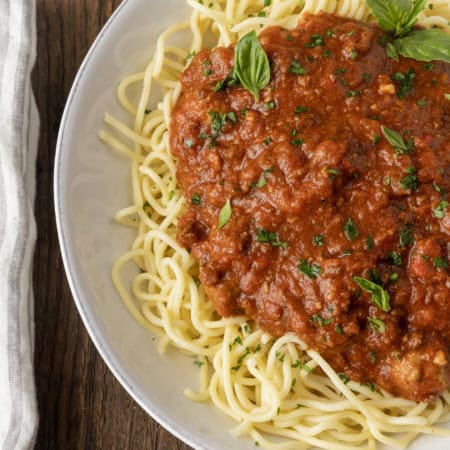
[33,1,191,448]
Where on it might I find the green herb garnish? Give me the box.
[218,199,232,229]
[433,201,449,219]
[256,227,287,248]
[388,251,403,266]
[313,234,324,246]
[368,317,386,333]
[289,60,307,75]
[433,257,448,269]
[353,277,391,312]
[399,225,414,247]
[343,218,359,241]
[339,373,350,384]
[299,259,323,279]
[234,31,270,101]
[191,193,201,205]
[294,105,309,114]
[311,314,332,326]
[381,126,414,154]
[400,166,419,191]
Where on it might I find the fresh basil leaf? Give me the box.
[381,126,408,151]
[393,29,450,63]
[234,31,270,102]
[218,199,232,229]
[386,42,399,61]
[366,0,426,37]
[353,277,391,312]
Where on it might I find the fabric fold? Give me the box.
[0,1,39,449]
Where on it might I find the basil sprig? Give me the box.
[366,0,450,63]
[234,31,270,102]
[353,277,391,312]
[393,30,450,63]
[366,0,427,37]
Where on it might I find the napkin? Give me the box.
[0,1,39,448]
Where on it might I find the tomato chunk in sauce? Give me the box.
[170,13,450,401]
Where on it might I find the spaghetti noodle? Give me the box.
[100,1,450,448]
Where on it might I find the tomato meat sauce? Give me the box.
[170,13,450,401]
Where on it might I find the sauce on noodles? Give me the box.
[170,12,450,402]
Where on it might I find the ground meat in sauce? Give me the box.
[170,13,450,402]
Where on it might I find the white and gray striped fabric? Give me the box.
[0,1,39,449]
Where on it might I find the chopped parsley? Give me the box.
[399,225,414,247]
[290,138,304,146]
[311,314,332,326]
[294,105,309,114]
[264,101,277,109]
[193,360,205,367]
[387,251,403,267]
[256,227,287,248]
[368,351,377,363]
[390,272,399,283]
[335,67,347,75]
[298,259,323,279]
[343,218,359,241]
[335,325,344,335]
[368,268,382,285]
[327,168,340,180]
[338,373,350,384]
[345,90,361,97]
[313,234,324,246]
[372,135,381,145]
[289,60,307,75]
[391,68,416,99]
[433,257,448,269]
[191,193,201,205]
[186,50,196,61]
[400,166,419,191]
[305,34,325,48]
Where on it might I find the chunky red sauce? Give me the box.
[170,13,450,401]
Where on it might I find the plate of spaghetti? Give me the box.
[55,0,450,449]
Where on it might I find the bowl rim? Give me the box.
[53,1,203,448]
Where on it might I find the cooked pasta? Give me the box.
[100,1,450,448]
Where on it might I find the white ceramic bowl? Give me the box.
[54,1,449,449]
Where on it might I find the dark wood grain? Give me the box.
[33,1,192,449]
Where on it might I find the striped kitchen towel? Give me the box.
[0,1,39,449]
